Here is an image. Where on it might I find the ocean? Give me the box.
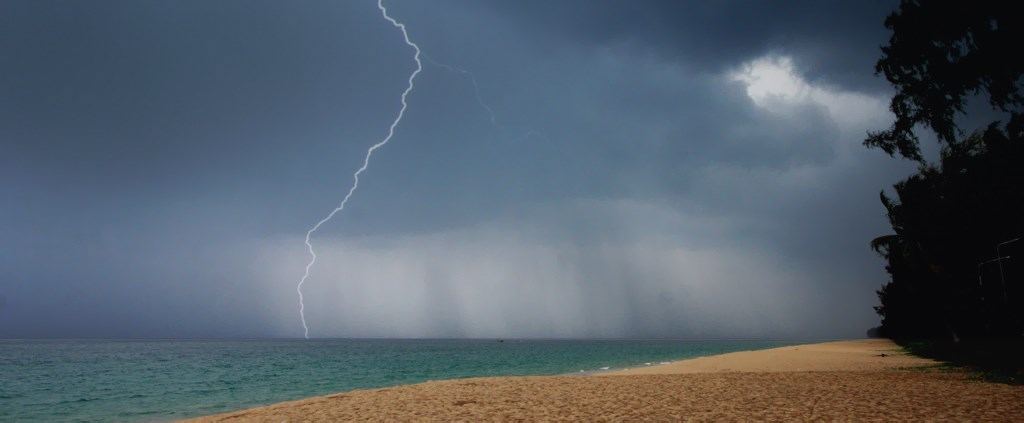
[1,339,791,421]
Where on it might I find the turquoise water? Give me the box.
[1,339,791,421]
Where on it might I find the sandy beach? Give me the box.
[186,339,1024,421]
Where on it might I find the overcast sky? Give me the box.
[2,0,930,339]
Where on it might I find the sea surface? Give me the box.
[1,339,792,422]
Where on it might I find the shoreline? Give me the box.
[607,338,934,374]
[185,339,1024,421]
[535,338,906,377]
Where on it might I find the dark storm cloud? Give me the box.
[2,0,911,338]
[423,0,897,92]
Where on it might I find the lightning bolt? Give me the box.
[296,0,422,339]
[422,54,497,126]
[422,54,549,144]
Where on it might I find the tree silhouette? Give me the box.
[866,0,1022,162]
[869,1,1023,342]
[872,126,1023,339]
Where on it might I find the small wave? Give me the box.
[599,366,610,370]
[49,397,100,405]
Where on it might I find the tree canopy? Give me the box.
[872,125,1023,339]
[866,0,1023,162]
[869,0,1023,342]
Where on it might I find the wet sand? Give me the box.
[186,339,1024,421]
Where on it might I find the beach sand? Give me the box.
[186,339,1024,421]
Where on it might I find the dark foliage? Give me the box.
[872,125,1024,340]
[896,338,1024,384]
[870,1,1024,344]
[866,0,1023,162]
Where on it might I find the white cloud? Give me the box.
[730,55,889,134]
[732,56,811,105]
